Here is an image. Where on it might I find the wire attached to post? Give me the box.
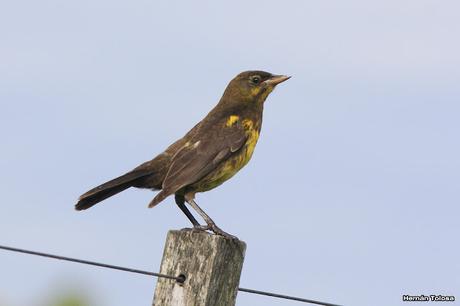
[0,245,181,281]
[0,244,342,306]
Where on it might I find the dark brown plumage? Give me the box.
[76,70,290,238]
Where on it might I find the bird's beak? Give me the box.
[264,75,291,86]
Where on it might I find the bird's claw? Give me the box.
[183,224,238,240]
[181,225,209,233]
[180,227,195,232]
[204,223,239,240]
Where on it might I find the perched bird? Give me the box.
[76,70,290,239]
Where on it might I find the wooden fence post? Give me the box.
[152,230,246,306]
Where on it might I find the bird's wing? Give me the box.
[148,124,247,207]
[164,125,247,193]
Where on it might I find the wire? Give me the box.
[0,245,182,282]
[0,244,342,306]
[238,287,341,306]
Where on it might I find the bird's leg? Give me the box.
[174,194,201,227]
[184,195,238,240]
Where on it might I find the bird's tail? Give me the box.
[75,169,152,211]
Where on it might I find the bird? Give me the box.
[76,70,290,239]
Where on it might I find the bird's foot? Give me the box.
[182,224,238,240]
[180,225,207,232]
[206,223,239,240]
[180,225,208,233]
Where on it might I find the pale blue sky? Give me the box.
[1,1,459,306]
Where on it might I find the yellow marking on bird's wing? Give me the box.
[226,115,239,127]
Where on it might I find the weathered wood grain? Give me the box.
[152,230,246,306]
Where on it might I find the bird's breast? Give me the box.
[238,119,260,167]
[192,118,260,193]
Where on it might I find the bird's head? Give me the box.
[222,70,290,106]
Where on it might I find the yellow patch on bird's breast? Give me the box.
[225,115,240,127]
[240,119,259,166]
[192,118,260,193]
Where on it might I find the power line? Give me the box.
[0,244,342,306]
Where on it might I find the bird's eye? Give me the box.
[250,76,261,85]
